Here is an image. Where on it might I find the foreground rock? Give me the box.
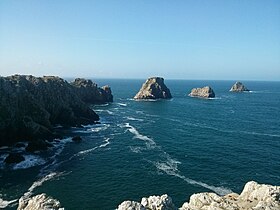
[134,77,172,100]
[188,86,215,98]
[117,194,175,210]
[117,181,280,210]
[18,193,63,210]
[0,75,112,146]
[230,81,250,92]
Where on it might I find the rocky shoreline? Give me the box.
[16,181,280,210]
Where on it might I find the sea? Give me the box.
[0,79,280,209]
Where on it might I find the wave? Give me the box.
[94,103,109,107]
[0,198,17,209]
[13,155,46,170]
[122,123,156,149]
[124,117,144,122]
[89,124,110,132]
[154,157,232,196]
[75,137,111,156]
[99,138,110,148]
[117,103,127,107]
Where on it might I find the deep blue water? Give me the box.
[1,79,280,209]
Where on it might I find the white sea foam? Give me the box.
[123,123,156,149]
[117,103,127,107]
[95,103,109,107]
[23,172,62,199]
[125,117,144,122]
[154,157,232,195]
[13,155,46,170]
[99,138,110,148]
[89,124,110,132]
[0,198,17,209]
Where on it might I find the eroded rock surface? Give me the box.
[17,193,63,210]
[230,82,250,92]
[188,86,215,98]
[134,77,172,100]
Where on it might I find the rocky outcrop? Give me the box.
[17,193,63,210]
[230,82,250,92]
[117,194,175,210]
[0,75,112,146]
[117,181,280,210]
[134,77,172,100]
[70,78,113,103]
[188,86,215,98]
[4,153,25,164]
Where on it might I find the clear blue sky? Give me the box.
[0,0,279,80]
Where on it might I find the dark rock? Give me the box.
[4,153,25,164]
[72,136,82,142]
[70,78,113,103]
[230,82,250,92]
[26,139,51,152]
[15,143,26,148]
[134,77,172,100]
[189,86,215,98]
[0,75,108,146]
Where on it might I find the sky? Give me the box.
[0,0,280,80]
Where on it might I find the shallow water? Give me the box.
[1,79,280,209]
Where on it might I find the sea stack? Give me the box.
[134,77,172,100]
[230,81,249,92]
[189,86,215,98]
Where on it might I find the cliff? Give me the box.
[134,77,172,100]
[0,75,112,146]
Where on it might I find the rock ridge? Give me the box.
[0,75,112,146]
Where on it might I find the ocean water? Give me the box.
[1,79,280,209]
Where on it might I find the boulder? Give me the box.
[25,139,52,152]
[117,201,145,210]
[134,77,172,100]
[230,82,250,92]
[189,86,215,98]
[17,193,64,210]
[4,153,25,164]
[72,136,82,142]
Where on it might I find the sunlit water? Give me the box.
[1,79,280,209]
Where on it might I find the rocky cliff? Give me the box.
[134,77,172,100]
[117,181,280,210]
[230,82,250,92]
[188,86,215,98]
[70,78,113,103]
[0,75,112,146]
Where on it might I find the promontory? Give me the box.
[188,86,215,98]
[230,81,250,92]
[134,77,172,100]
[0,75,113,147]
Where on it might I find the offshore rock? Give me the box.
[117,201,146,210]
[180,181,280,210]
[4,153,25,164]
[189,86,215,98]
[70,78,113,103]
[134,77,172,100]
[17,193,64,210]
[230,81,250,92]
[0,75,102,146]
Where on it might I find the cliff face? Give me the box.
[134,77,172,100]
[70,78,113,104]
[0,75,112,146]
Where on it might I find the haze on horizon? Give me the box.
[0,0,280,81]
